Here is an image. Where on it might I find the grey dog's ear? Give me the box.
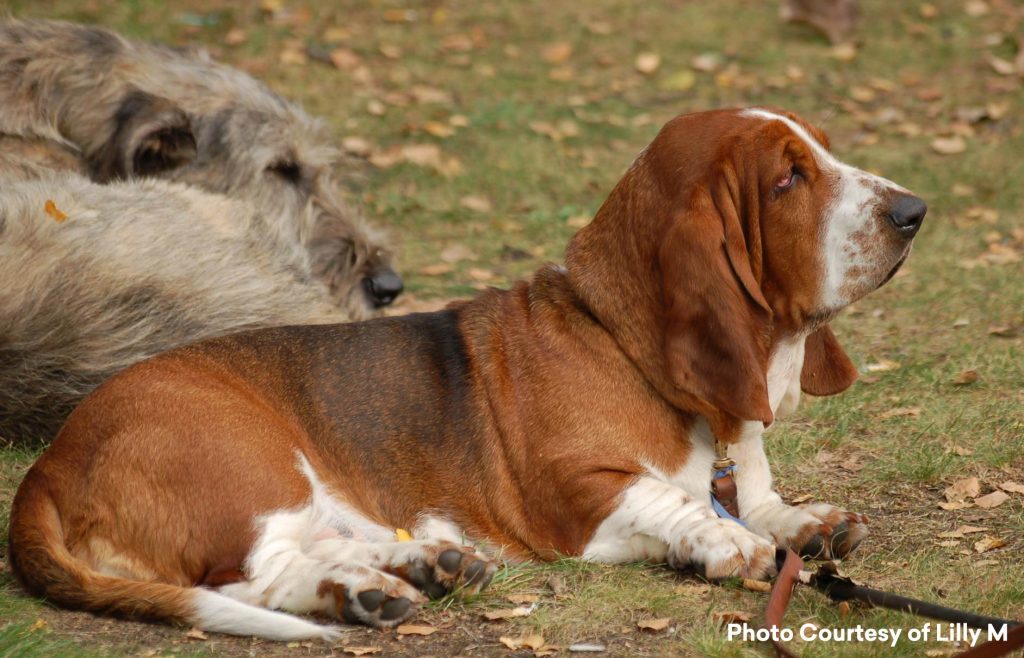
[91,90,197,181]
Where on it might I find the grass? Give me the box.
[2,0,1023,655]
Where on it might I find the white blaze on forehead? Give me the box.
[739,108,906,310]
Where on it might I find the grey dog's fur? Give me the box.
[0,18,397,315]
[0,19,403,444]
[0,167,347,445]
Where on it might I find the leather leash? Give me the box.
[762,549,1024,658]
[708,442,1024,657]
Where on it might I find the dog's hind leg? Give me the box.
[216,507,427,628]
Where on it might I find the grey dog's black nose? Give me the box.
[887,194,927,237]
[363,268,404,307]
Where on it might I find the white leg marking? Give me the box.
[583,475,775,579]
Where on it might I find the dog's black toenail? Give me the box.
[380,597,412,621]
[477,570,494,591]
[357,589,385,612]
[463,560,486,585]
[424,581,448,599]
[438,549,464,573]
[801,534,825,559]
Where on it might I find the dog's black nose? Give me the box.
[887,194,927,237]
[363,268,404,307]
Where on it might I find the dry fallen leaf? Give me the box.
[837,601,852,618]
[865,359,901,372]
[742,579,772,593]
[459,195,493,213]
[483,606,534,621]
[674,583,711,596]
[342,647,382,657]
[394,528,413,542]
[931,136,967,155]
[29,619,47,633]
[944,477,981,502]
[440,244,477,263]
[974,490,1009,509]
[987,324,1017,338]
[959,525,988,534]
[974,536,1006,553]
[713,611,751,625]
[500,634,546,650]
[507,594,540,605]
[329,47,361,70]
[184,628,208,641]
[658,70,696,91]
[396,624,437,636]
[634,52,661,75]
[952,370,980,385]
[44,199,68,222]
[637,618,671,632]
[542,42,573,64]
[938,501,973,511]
[999,481,1024,495]
[224,27,247,46]
[467,267,495,282]
[342,137,374,157]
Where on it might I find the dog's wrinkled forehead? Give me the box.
[741,108,834,166]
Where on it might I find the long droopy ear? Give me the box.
[801,324,858,395]
[566,140,775,441]
[90,90,197,182]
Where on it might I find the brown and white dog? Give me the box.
[8,108,926,640]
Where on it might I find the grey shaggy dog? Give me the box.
[0,167,348,445]
[0,18,403,315]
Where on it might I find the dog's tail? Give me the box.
[8,473,338,641]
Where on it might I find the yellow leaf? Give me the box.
[44,200,68,223]
[394,528,413,542]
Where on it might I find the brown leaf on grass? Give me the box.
[440,244,477,263]
[878,406,921,420]
[542,42,573,64]
[500,634,546,650]
[987,324,1017,338]
[566,215,590,228]
[999,481,1024,495]
[637,618,671,632]
[44,199,68,222]
[184,628,208,641]
[507,594,541,605]
[423,121,454,138]
[964,0,989,16]
[959,525,988,534]
[865,359,901,372]
[974,536,1006,553]
[396,624,437,636]
[329,47,361,70]
[742,579,772,593]
[938,501,973,511]
[713,611,751,625]
[931,136,967,155]
[837,601,852,618]
[936,540,961,547]
[691,52,723,72]
[467,267,494,282]
[790,493,813,504]
[658,70,696,91]
[952,370,980,385]
[342,137,374,157]
[28,619,47,633]
[342,648,382,657]
[459,195,492,213]
[974,490,1009,509]
[483,606,534,621]
[634,52,661,75]
[224,28,247,47]
[944,477,981,502]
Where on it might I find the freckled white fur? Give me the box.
[742,108,908,311]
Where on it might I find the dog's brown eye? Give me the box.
[268,160,302,184]
[775,167,798,190]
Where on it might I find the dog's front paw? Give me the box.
[745,501,868,560]
[668,518,777,580]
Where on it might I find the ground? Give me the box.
[1,0,1022,656]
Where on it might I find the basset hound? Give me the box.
[8,108,926,641]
